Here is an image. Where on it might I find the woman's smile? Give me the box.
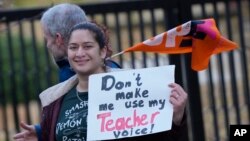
[74,58,89,66]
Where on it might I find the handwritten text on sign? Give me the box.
[87,65,175,140]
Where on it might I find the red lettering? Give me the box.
[97,112,111,132]
[116,118,126,130]
[125,117,133,129]
[133,110,148,126]
[97,110,160,132]
[150,111,160,124]
[106,119,115,131]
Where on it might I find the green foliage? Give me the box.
[0,32,58,103]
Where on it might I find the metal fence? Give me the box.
[0,0,249,141]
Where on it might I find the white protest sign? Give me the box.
[87,65,175,140]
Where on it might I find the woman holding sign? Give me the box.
[38,21,188,141]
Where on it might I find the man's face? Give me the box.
[42,24,65,60]
[42,25,56,51]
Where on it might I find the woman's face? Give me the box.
[67,29,107,75]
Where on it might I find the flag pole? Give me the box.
[110,51,125,58]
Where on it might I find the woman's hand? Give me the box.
[169,83,188,125]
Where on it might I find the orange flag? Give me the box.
[116,18,238,71]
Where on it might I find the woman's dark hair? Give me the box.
[68,21,112,57]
